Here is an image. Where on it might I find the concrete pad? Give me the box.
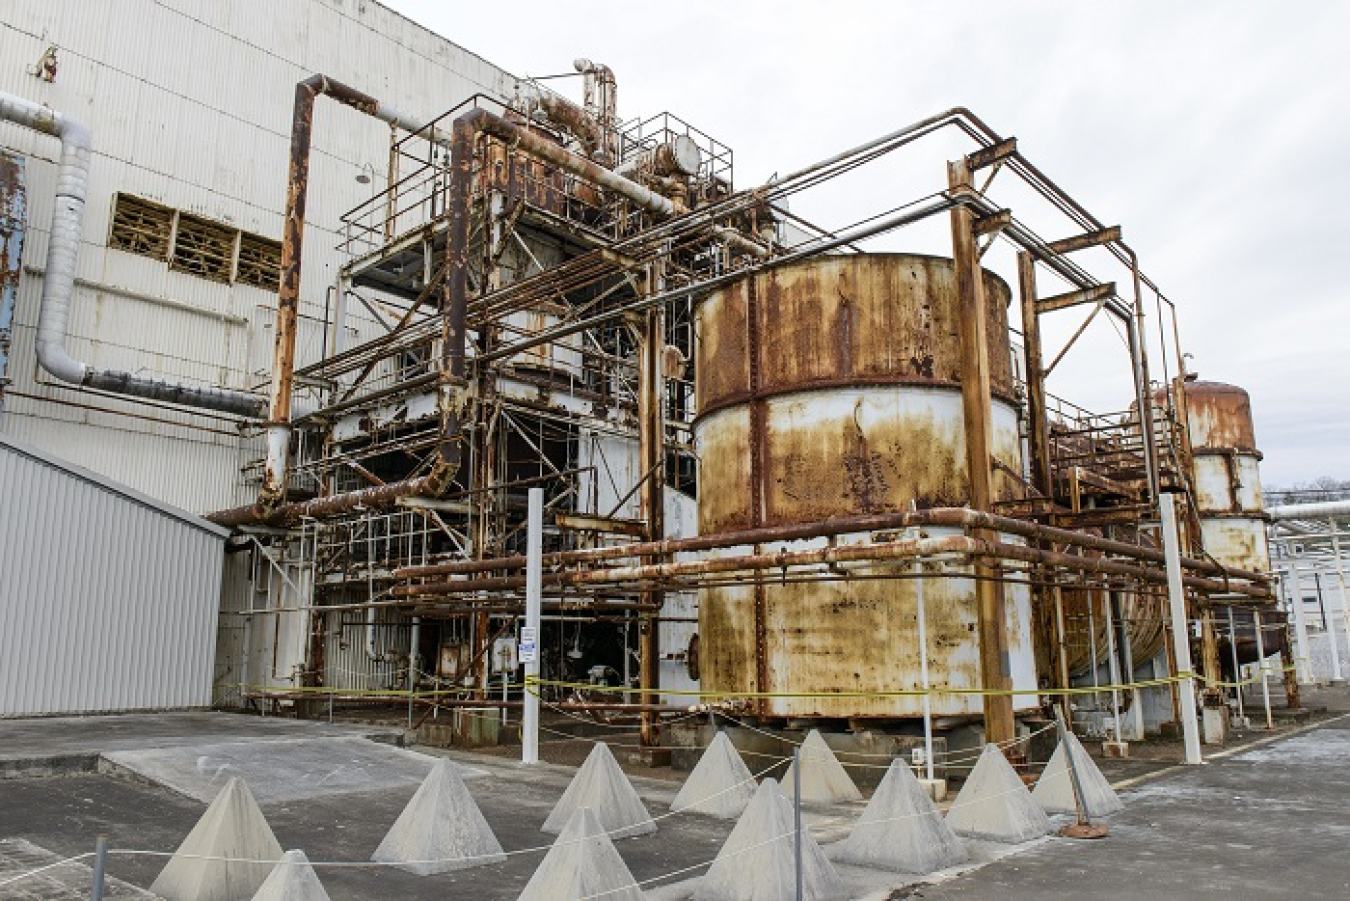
[1032,732,1124,818]
[670,732,757,819]
[694,778,847,901]
[103,737,485,804]
[0,712,401,780]
[372,758,506,875]
[542,742,656,838]
[944,745,1051,845]
[150,777,283,901]
[0,838,158,900]
[519,807,644,901]
[833,760,967,874]
[251,850,330,901]
[780,731,863,806]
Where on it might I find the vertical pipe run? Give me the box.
[638,297,665,748]
[915,553,934,782]
[522,487,544,765]
[1160,493,1203,764]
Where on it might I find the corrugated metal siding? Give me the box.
[0,0,518,514]
[0,434,226,715]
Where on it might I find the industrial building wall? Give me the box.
[0,433,228,716]
[0,0,517,513]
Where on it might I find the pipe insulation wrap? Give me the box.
[0,91,267,417]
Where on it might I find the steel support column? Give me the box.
[949,157,1014,745]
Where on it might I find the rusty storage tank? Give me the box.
[692,253,1039,720]
[1178,381,1271,573]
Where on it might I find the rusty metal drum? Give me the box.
[691,253,1039,719]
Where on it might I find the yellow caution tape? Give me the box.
[522,673,1196,700]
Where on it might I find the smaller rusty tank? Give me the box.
[1178,380,1270,574]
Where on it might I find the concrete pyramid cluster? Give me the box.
[945,744,1051,844]
[251,850,330,901]
[670,732,757,819]
[150,777,283,901]
[780,731,862,805]
[834,759,968,874]
[372,757,506,875]
[543,742,656,838]
[519,807,644,901]
[1031,730,1124,817]
[695,778,847,901]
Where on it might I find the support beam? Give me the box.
[1038,225,1123,258]
[948,158,1014,746]
[967,137,1018,171]
[1037,283,1116,314]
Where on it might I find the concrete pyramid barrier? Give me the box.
[372,757,506,874]
[670,732,757,819]
[150,776,284,901]
[519,807,644,901]
[542,742,656,838]
[1031,731,1124,817]
[781,730,863,805]
[694,778,847,901]
[834,759,968,874]
[945,744,1052,844]
[251,850,330,901]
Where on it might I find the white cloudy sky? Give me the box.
[388,0,1348,487]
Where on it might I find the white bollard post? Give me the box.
[522,488,544,765]
[1159,493,1203,764]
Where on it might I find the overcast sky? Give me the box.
[388,0,1348,487]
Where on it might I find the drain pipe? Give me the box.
[0,92,266,416]
[260,75,441,511]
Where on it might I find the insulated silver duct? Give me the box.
[0,91,266,417]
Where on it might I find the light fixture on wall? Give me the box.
[355,162,376,185]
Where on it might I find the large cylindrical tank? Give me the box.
[1180,381,1271,574]
[692,254,1038,719]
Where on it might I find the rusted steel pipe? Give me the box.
[395,506,1268,585]
[394,533,1267,600]
[261,74,443,511]
[459,108,685,216]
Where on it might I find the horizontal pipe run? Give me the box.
[395,506,1267,586]
[394,533,1268,600]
